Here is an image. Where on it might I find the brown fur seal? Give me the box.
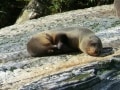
[27,31,75,57]
[114,0,120,18]
[27,27,102,57]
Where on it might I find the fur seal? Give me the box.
[27,27,102,57]
[114,0,120,18]
[27,31,75,57]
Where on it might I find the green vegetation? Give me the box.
[0,0,29,28]
[46,0,114,14]
[0,0,114,28]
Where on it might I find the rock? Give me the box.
[16,0,47,24]
[20,55,120,90]
[0,4,120,90]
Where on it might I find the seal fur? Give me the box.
[27,27,102,57]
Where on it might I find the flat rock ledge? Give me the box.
[0,4,120,90]
[20,55,120,90]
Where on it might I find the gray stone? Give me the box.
[0,4,120,90]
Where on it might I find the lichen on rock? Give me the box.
[0,4,120,90]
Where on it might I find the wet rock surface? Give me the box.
[0,4,120,90]
[20,55,120,90]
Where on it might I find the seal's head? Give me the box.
[80,35,102,56]
[86,36,102,56]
